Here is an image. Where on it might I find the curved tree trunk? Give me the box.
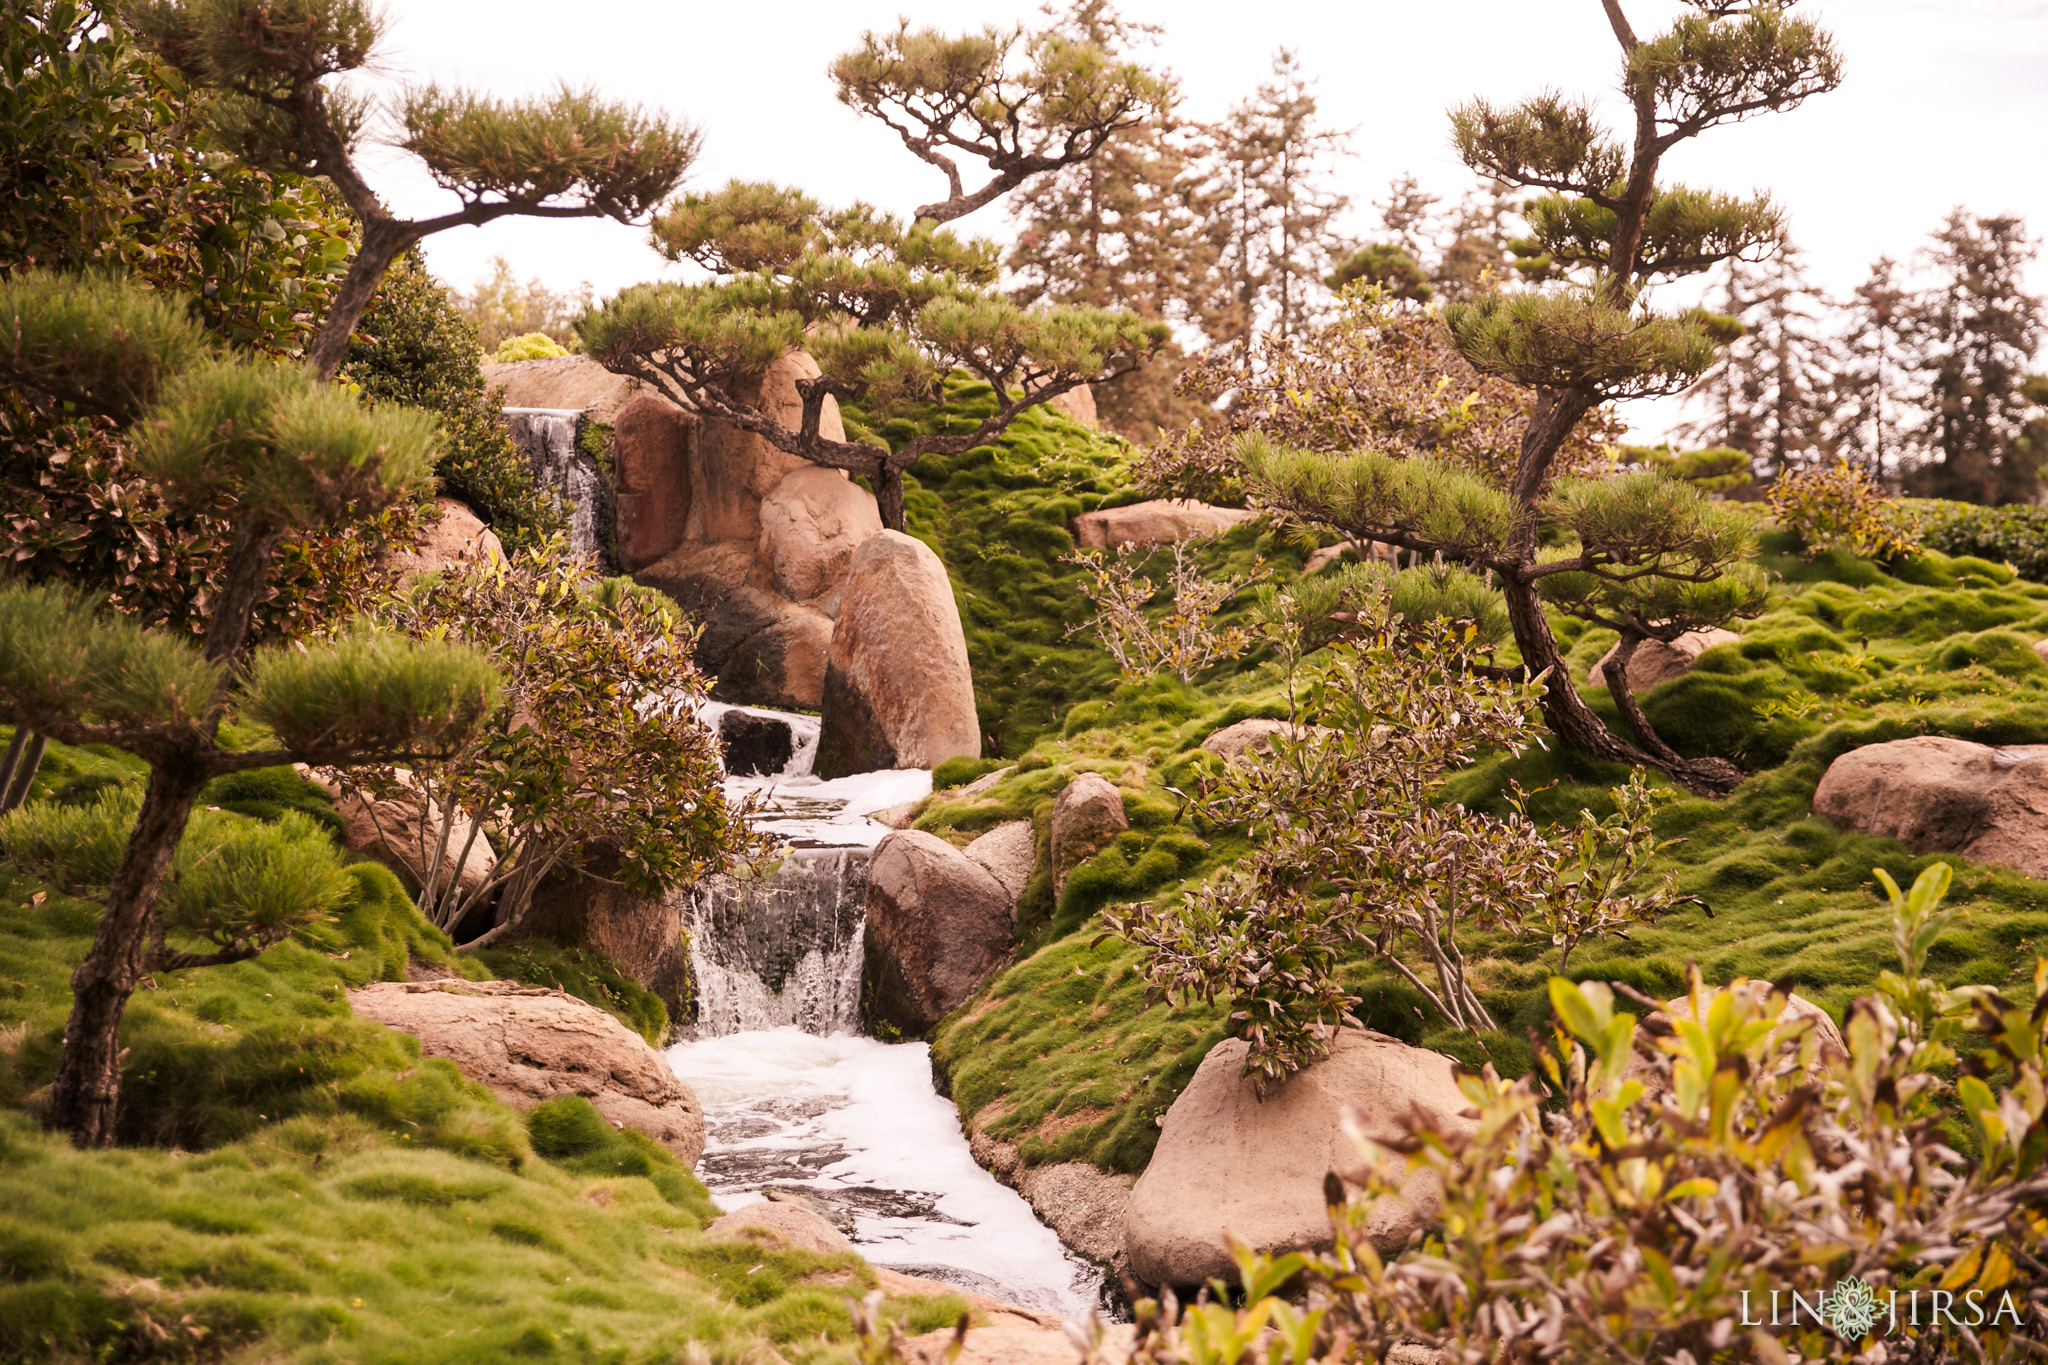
[48,761,208,1147]
[874,464,907,533]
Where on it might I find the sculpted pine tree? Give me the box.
[1241,0,1841,794]
[127,0,699,380]
[0,274,499,1147]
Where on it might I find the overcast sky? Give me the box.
[352,0,2048,440]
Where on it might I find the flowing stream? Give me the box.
[669,703,1104,1317]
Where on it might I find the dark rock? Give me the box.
[719,709,795,776]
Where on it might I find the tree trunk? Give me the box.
[202,521,287,664]
[48,760,208,1147]
[307,220,419,383]
[1600,631,1686,767]
[874,464,907,533]
[0,727,47,812]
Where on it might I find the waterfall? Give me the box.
[687,849,868,1036]
[505,407,611,563]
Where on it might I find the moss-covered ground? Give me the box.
[920,525,2048,1179]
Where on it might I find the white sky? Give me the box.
[354,0,2048,441]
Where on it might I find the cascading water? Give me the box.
[504,407,610,561]
[668,701,1106,1318]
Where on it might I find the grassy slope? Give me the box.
[913,500,2048,1178]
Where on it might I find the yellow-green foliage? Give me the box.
[491,330,570,363]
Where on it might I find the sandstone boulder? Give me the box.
[1586,627,1740,692]
[756,465,882,603]
[690,351,844,544]
[864,830,1015,1033]
[719,709,795,776]
[817,531,980,778]
[610,393,696,572]
[964,820,1036,904]
[1124,1029,1475,1289]
[707,1200,853,1256]
[482,354,649,424]
[1813,735,2048,879]
[1050,773,1127,893]
[348,980,704,1162]
[1074,499,1256,550]
[1303,539,1397,574]
[385,498,503,580]
[719,613,834,710]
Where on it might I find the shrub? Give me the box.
[1919,499,2048,582]
[1065,536,1264,684]
[491,331,570,363]
[1767,457,1922,560]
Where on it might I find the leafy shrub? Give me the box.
[1919,499,2048,582]
[1066,535,1264,684]
[491,331,570,363]
[1767,457,1921,560]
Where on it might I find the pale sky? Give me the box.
[350,0,2048,440]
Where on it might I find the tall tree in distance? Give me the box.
[831,5,1171,226]
[1827,256,1908,481]
[127,0,701,380]
[1676,242,1835,478]
[1213,49,1353,353]
[1901,211,2046,504]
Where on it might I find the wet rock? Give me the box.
[1074,498,1256,550]
[756,465,882,603]
[1585,627,1740,692]
[964,821,1035,905]
[863,830,1015,1034]
[1813,735,2048,879]
[719,709,795,777]
[348,980,705,1162]
[1050,773,1127,894]
[1019,1162,1133,1270]
[384,497,503,581]
[817,531,980,779]
[719,613,833,710]
[1124,1028,1475,1290]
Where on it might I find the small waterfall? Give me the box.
[688,850,868,1036]
[504,407,611,563]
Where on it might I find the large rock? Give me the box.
[348,980,704,1163]
[719,708,795,776]
[1303,539,1398,574]
[817,531,980,778]
[707,1199,854,1256]
[384,497,503,580]
[717,613,834,710]
[1074,498,1257,550]
[1585,627,1740,692]
[315,766,497,904]
[690,351,845,544]
[610,393,697,573]
[756,465,882,603]
[1200,718,1304,763]
[864,830,1015,1034]
[1050,773,1127,893]
[482,354,651,425]
[963,820,1036,904]
[1124,1029,1476,1289]
[1812,735,2048,879]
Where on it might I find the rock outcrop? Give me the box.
[1050,773,1127,893]
[385,497,504,581]
[964,821,1036,905]
[1074,498,1256,550]
[1585,627,1740,692]
[863,830,1015,1033]
[1124,1028,1476,1289]
[817,531,981,778]
[348,980,704,1163]
[1812,735,2048,879]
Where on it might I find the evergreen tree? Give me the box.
[127,0,701,381]
[1216,0,1841,794]
[1435,176,1522,301]
[1676,243,1836,478]
[1827,256,1908,481]
[1901,211,2046,504]
[0,273,501,1147]
[1212,50,1353,352]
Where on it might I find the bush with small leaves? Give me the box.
[1063,537,1264,685]
[1768,457,1923,561]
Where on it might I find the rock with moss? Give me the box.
[1051,773,1128,894]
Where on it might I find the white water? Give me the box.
[505,407,608,561]
[698,700,931,851]
[667,1029,1104,1317]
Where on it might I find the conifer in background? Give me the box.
[1676,242,1837,477]
[126,0,702,381]
[0,274,500,1148]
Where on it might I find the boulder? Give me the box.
[947,767,1016,802]
[719,709,795,777]
[1813,735,2048,879]
[817,531,980,778]
[964,820,1036,905]
[756,465,882,603]
[332,786,497,903]
[690,351,844,544]
[1303,539,1398,574]
[482,354,650,425]
[719,613,834,710]
[519,860,693,1027]
[1124,1029,1475,1289]
[868,798,928,831]
[385,497,504,580]
[347,980,704,1163]
[707,1200,853,1256]
[1019,1161,1132,1270]
[1200,718,1296,763]
[864,830,1015,1033]
[1585,627,1740,692]
[1045,384,1099,430]
[1074,498,1256,550]
[1050,774,1127,893]
[610,393,697,573]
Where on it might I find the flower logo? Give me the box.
[1821,1276,1883,1340]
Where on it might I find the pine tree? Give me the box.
[0,273,501,1147]
[1435,176,1522,301]
[1236,0,1841,795]
[1677,243,1836,478]
[1827,256,1908,481]
[126,0,700,381]
[1900,211,2046,504]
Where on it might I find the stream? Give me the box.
[667,703,1106,1318]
